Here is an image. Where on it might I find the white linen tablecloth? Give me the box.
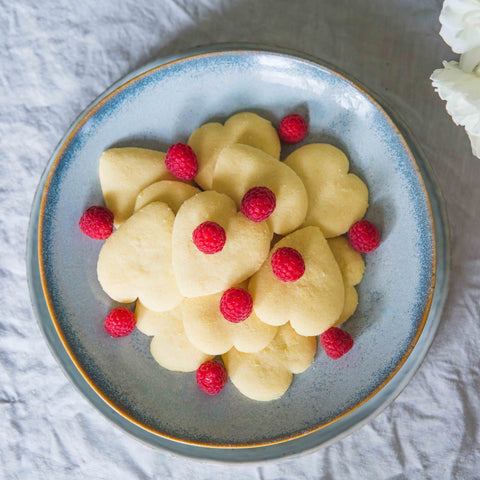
[1,0,478,478]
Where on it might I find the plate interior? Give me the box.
[39,51,434,446]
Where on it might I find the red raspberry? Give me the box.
[104,307,136,338]
[165,143,198,180]
[241,186,276,222]
[79,206,114,240]
[320,327,354,359]
[271,247,305,282]
[192,221,226,254]
[348,220,380,253]
[220,288,253,323]
[196,360,228,395]
[278,114,308,144]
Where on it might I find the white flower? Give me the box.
[440,0,480,53]
[431,60,480,155]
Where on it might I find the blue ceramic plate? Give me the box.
[27,46,449,462]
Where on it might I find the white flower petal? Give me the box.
[460,46,480,73]
[439,0,480,53]
[431,60,480,156]
[467,131,480,156]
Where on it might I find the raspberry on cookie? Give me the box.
[192,221,226,254]
[241,186,276,223]
[271,247,305,282]
[165,143,198,180]
[220,287,253,323]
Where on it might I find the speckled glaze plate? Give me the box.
[27,45,449,462]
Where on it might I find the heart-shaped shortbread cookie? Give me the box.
[284,144,369,237]
[182,282,278,355]
[249,226,345,336]
[135,301,212,372]
[222,324,317,401]
[212,144,308,235]
[134,180,200,213]
[328,236,365,326]
[188,112,281,189]
[100,147,177,225]
[172,191,272,297]
[97,201,182,312]
[336,286,358,327]
[328,236,365,286]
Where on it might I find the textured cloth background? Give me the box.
[1,0,478,478]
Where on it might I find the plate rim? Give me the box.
[28,43,450,460]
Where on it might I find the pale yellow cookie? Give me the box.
[188,112,281,189]
[327,236,365,326]
[284,144,369,237]
[182,282,278,355]
[134,301,212,372]
[172,191,272,297]
[212,144,308,235]
[100,147,176,226]
[335,286,358,326]
[222,324,317,401]
[97,202,182,312]
[134,180,200,213]
[249,226,344,336]
[327,236,365,286]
